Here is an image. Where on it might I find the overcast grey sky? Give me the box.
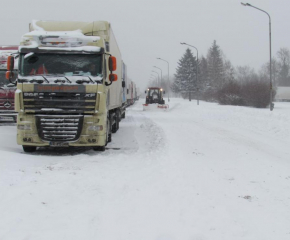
[1,0,290,90]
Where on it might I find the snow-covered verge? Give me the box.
[0,99,289,240]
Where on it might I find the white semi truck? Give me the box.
[0,46,18,121]
[6,20,125,152]
[126,79,136,106]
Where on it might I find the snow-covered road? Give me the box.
[0,99,290,240]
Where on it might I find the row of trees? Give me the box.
[171,40,290,107]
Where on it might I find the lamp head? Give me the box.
[241,2,251,6]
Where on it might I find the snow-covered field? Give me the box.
[0,98,290,240]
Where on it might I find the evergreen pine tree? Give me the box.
[207,40,224,89]
[173,48,197,101]
[199,56,209,91]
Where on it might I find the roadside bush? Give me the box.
[216,79,275,108]
[241,79,271,108]
[201,88,218,102]
[216,81,244,106]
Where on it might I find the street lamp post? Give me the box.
[150,74,158,86]
[152,70,160,86]
[180,42,199,105]
[153,66,163,87]
[151,72,159,86]
[241,2,274,111]
[157,58,170,102]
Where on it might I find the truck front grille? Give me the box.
[36,115,84,142]
[23,92,96,113]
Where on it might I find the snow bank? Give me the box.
[0,99,290,240]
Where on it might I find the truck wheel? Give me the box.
[93,146,105,151]
[23,146,37,152]
[116,110,120,130]
[107,117,112,143]
[112,111,120,133]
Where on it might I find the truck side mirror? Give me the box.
[145,91,147,94]
[163,91,166,94]
[109,56,117,71]
[6,71,14,80]
[122,81,125,88]
[7,56,14,71]
[109,73,118,81]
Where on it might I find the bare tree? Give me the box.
[277,47,290,86]
[259,57,279,86]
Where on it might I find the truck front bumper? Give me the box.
[16,113,107,147]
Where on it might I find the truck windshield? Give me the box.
[0,70,18,87]
[19,53,103,78]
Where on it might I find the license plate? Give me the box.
[50,141,69,147]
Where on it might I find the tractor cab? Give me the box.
[145,87,165,104]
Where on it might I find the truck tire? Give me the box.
[23,146,37,152]
[112,111,120,133]
[93,146,105,151]
[116,110,120,130]
[107,116,112,142]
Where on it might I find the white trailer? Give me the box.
[275,87,290,102]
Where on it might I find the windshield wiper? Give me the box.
[64,76,72,83]
[41,76,49,83]
[54,77,72,84]
[76,79,90,84]
[87,76,94,84]
[54,79,65,83]
[75,76,95,84]
[29,79,44,83]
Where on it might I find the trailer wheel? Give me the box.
[23,146,37,152]
[116,110,120,130]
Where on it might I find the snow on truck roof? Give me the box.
[20,30,101,52]
[19,20,114,53]
[30,20,110,36]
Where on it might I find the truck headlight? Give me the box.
[88,125,103,131]
[18,124,32,130]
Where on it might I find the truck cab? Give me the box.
[0,46,18,121]
[9,20,124,152]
